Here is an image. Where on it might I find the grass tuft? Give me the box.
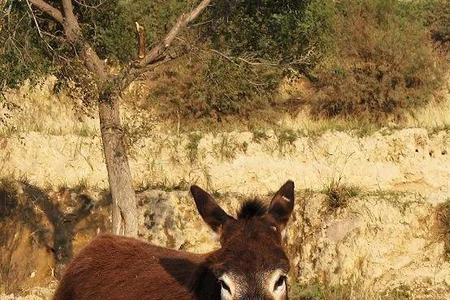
[322,179,360,211]
[435,199,450,257]
[185,133,203,164]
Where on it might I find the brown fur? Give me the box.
[53,181,295,300]
[53,234,210,300]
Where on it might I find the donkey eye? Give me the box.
[273,275,287,292]
[219,279,231,294]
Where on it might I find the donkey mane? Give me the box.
[237,199,267,219]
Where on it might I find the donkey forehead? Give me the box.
[222,250,289,273]
[222,217,278,237]
[213,239,290,275]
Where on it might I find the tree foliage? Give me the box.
[0,0,190,86]
[0,1,58,87]
[202,0,336,73]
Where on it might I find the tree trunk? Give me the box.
[29,0,213,238]
[81,44,138,237]
[98,98,138,236]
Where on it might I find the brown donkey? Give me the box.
[53,180,295,300]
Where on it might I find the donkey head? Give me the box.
[190,181,295,300]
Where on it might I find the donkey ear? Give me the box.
[190,185,233,233]
[267,180,295,229]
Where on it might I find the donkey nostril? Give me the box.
[273,275,287,292]
[219,279,231,294]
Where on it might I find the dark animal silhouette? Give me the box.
[53,180,295,300]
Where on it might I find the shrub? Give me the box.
[309,0,448,121]
[202,0,335,72]
[186,132,203,163]
[436,199,450,257]
[177,0,448,121]
[148,53,282,119]
[323,179,360,211]
[145,0,337,119]
[78,0,191,62]
[0,1,59,87]
[1,0,448,122]
[425,0,450,44]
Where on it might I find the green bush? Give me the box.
[202,0,334,72]
[142,0,336,119]
[0,1,59,87]
[0,0,190,87]
[78,0,190,62]
[309,0,447,120]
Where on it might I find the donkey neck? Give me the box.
[189,258,222,300]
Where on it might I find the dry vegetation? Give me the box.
[290,282,413,300]
[309,0,448,120]
[322,180,360,211]
[436,199,450,257]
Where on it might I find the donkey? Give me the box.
[53,180,295,300]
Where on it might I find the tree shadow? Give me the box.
[0,181,111,279]
[21,182,95,277]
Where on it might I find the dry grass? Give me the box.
[1,77,98,137]
[405,93,450,131]
[290,282,412,300]
[1,74,449,141]
[322,179,360,211]
[435,199,450,257]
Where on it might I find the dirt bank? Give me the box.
[1,185,449,299]
[1,128,449,203]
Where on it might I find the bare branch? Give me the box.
[61,0,77,22]
[111,0,212,96]
[121,55,178,91]
[25,0,44,38]
[26,0,60,55]
[73,0,107,9]
[29,0,64,24]
[61,0,81,41]
[135,22,146,59]
[176,36,280,68]
[137,0,212,68]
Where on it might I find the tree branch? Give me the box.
[26,0,43,38]
[29,0,64,24]
[30,0,212,97]
[113,0,212,95]
[61,0,77,23]
[61,0,81,42]
[135,22,146,59]
[119,55,179,92]
[137,0,212,68]
[30,0,106,83]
